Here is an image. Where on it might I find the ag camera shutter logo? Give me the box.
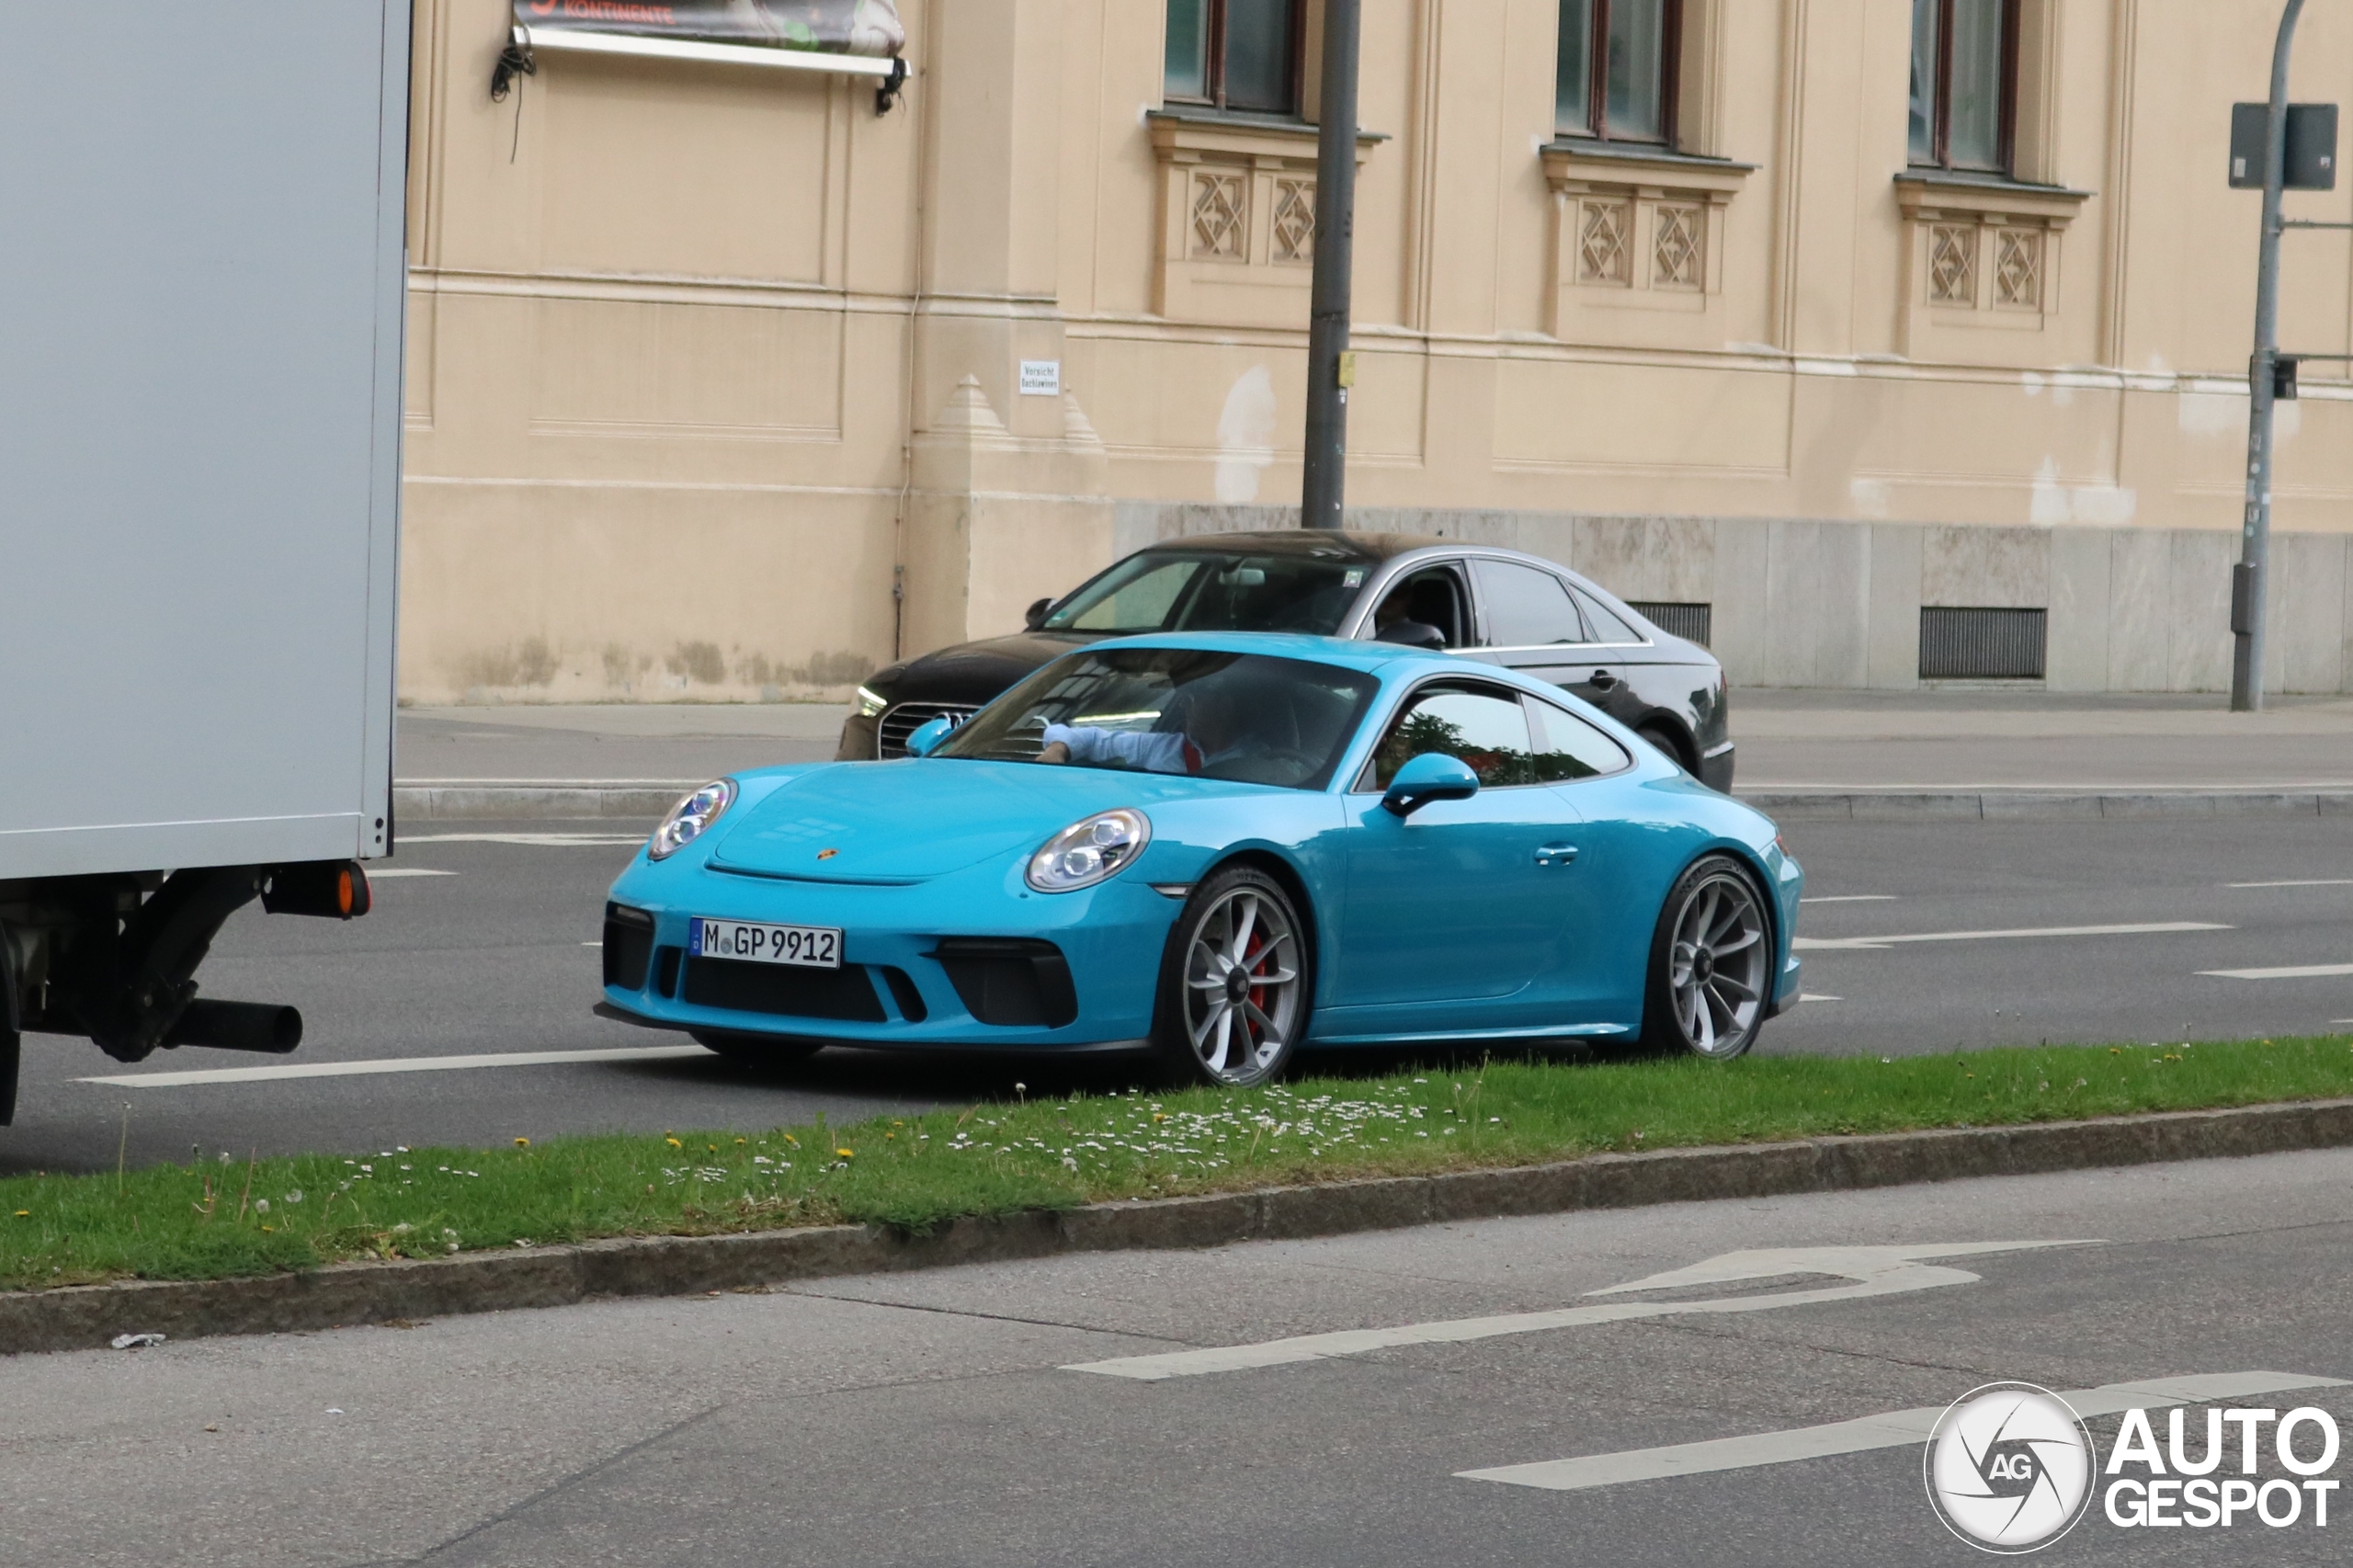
[1924,1382,2097,1553]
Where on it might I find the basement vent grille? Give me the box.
[1919,607,2047,680]
[1627,601,1712,647]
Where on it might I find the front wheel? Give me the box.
[1640,855,1772,1060]
[1153,866,1311,1087]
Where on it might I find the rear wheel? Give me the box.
[1640,855,1771,1060]
[691,1030,824,1068]
[1153,866,1310,1088]
[1637,722,1695,775]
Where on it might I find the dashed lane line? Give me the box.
[2201,963,2353,981]
[1457,1371,2349,1493]
[77,1046,708,1089]
[1796,921,2230,952]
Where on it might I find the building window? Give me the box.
[1556,0,1681,144]
[1908,0,2017,173]
[1165,0,1302,117]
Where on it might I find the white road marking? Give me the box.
[1801,895,1896,904]
[1799,993,1842,1002]
[397,833,646,846]
[2230,879,2353,889]
[1795,921,2229,952]
[1459,1370,2349,1493]
[2201,963,2353,980]
[1061,1242,2093,1381]
[363,868,458,879]
[77,1046,706,1089]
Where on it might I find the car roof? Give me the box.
[1134,530,1438,564]
[1070,630,1550,688]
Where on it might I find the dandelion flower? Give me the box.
[255,1199,270,1214]
[514,1137,530,1147]
[835,1148,855,1158]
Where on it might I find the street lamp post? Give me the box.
[2233,0,2306,712]
[1300,0,1361,531]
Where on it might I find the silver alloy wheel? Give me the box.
[1665,869,1768,1058]
[1179,885,1302,1084]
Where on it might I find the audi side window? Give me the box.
[1568,585,1643,644]
[1525,697,1632,781]
[1472,559,1589,647]
[1360,686,1540,790]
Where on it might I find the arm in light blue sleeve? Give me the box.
[1041,724,1190,774]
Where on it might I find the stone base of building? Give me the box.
[1119,505,2353,697]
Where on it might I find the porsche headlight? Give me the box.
[854,686,890,719]
[650,778,736,860]
[1026,809,1151,893]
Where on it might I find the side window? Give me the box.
[1526,697,1632,781]
[1472,559,1589,647]
[1568,585,1643,644]
[1063,559,1199,632]
[1362,686,1537,790]
[1370,567,1470,648]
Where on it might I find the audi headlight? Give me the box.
[1026,809,1151,893]
[854,686,890,719]
[650,778,736,860]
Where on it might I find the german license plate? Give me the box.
[688,916,842,970]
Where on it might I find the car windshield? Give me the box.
[934,648,1381,791]
[1040,550,1370,636]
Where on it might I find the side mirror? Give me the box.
[1381,752,1480,817]
[904,716,954,757]
[1024,597,1053,631]
[1374,619,1447,651]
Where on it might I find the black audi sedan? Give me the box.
[836,530,1733,790]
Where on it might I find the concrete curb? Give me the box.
[392,780,2353,823]
[1739,790,2353,823]
[9,1097,2352,1357]
[395,783,690,820]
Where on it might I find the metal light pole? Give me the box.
[2234,0,2306,711]
[1300,0,1360,530]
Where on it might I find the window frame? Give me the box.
[1350,678,1551,795]
[1164,0,1308,119]
[1524,693,1636,782]
[1465,556,1596,651]
[1554,0,1685,148]
[1909,0,2022,175]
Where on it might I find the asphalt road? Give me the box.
[7,814,2349,1176]
[10,1144,2350,1566]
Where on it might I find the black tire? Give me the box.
[1151,864,1313,1088]
[1638,854,1773,1060]
[1637,722,1695,775]
[691,1030,824,1068]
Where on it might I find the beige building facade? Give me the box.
[400,0,2353,702]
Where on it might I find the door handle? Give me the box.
[1535,844,1579,867]
[1588,669,1617,689]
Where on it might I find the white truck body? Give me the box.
[0,1,408,880]
[0,3,411,1097]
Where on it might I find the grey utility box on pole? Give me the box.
[0,4,410,1105]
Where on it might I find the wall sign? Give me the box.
[1018,360,1063,397]
[512,1,904,63]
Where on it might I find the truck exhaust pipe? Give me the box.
[162,1000,303,1054]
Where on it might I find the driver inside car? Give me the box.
[1037,683,1260,776]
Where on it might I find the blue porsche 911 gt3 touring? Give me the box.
[599,633,1802,1086]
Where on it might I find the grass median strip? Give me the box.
[7,1034,2353,1293]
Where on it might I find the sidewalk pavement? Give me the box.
[392,690,2353,820]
